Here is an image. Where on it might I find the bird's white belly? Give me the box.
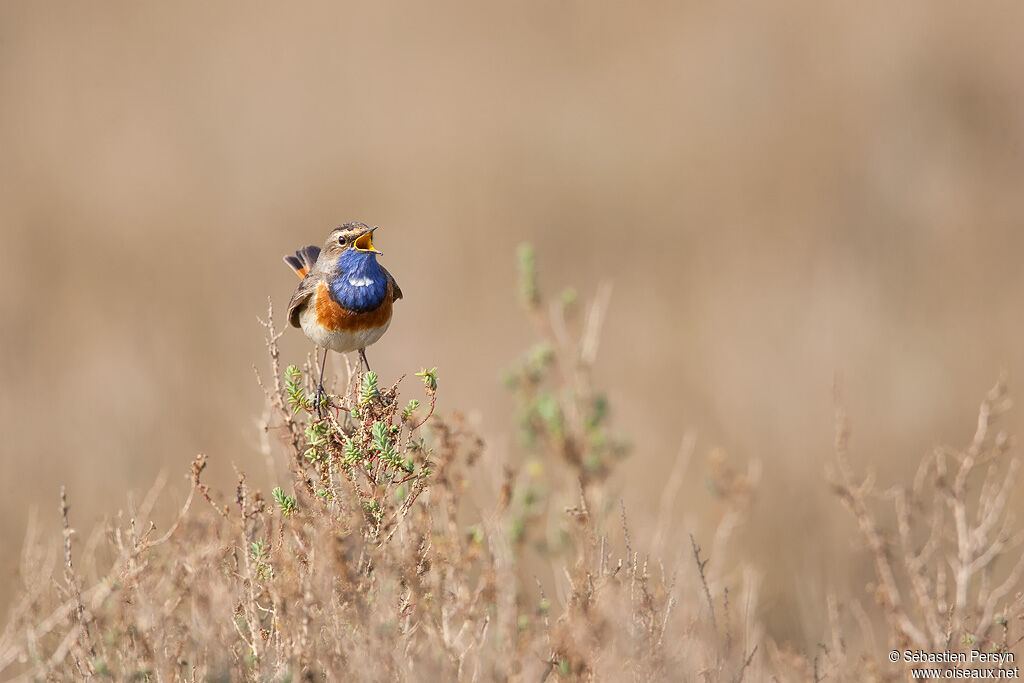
[299,304,391,353]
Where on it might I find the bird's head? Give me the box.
[321,222,382,261]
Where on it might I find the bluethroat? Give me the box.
[283,222,403,409]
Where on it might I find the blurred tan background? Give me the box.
[4,1,1024,648]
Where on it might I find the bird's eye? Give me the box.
[338,236,347,246]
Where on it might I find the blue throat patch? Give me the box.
[329,250,388,313]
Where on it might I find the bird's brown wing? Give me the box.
[284,245,323,328]
[287,275,320,328]
[383,266,403,301]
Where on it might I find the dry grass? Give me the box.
[828,377,1024,670]
[2,258,1023,682]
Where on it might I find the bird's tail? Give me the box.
[283,245,321,279]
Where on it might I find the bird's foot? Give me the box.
[314,384,328,418]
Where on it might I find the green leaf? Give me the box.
[342,437,362,466]
[284,365,308,414]
[371,421,398,464]
[402,399,420,421]
[359,371,379,406]
[415,368,438,391]
[272,487,297,517]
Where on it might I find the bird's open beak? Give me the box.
[353,227,382,254]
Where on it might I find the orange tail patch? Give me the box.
[283,245,321,279]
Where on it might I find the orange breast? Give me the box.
[315,281,394,332]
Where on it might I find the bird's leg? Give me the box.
[315,347,329,418]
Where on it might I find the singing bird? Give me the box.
[283,222,402,402]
